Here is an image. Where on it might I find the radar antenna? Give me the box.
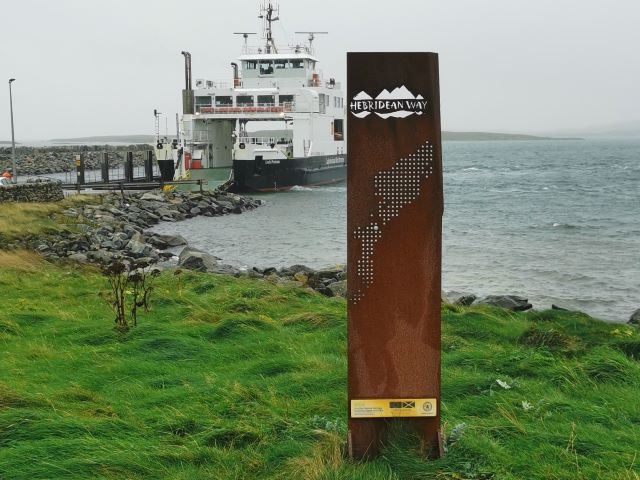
[295,31,328,54]
[233,32,257,53]
[258,1,279,54]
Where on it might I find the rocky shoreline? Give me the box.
[3,190,260,266]
[5,188,638,325]
[0,144,151,176]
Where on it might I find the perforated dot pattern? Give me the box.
[350,140,434,305]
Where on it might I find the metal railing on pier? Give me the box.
[62,179,208,194]
[62,150,176,192]
[64,165,160,185]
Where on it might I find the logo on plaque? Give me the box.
[349,86,428,119]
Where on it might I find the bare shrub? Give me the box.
[101,259,160,332]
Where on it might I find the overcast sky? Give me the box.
[1,0,639,140]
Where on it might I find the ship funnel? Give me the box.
[181,51,192,90]
[231,62,240,87]
[181,51,195,114]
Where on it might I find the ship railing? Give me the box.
[194,80,234,90]
[242,46,312,55]
[197,103,294,115]
[238,137,292,147]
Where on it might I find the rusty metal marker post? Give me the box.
[347,52,443,460]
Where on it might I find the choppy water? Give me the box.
[152,139,640,322]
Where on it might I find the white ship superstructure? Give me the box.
[176,1,346,191]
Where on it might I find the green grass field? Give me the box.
[0,253,638,479]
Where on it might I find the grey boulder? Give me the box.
[149,233,188,249]
[209,263,241,276]
[308,268,343,288]
[445,291,477,306]
[126,233,154,257]
[629,308,640,326]
[140,192,165,202]
[473,295,532,312]
[327,280,347,298]
[67,253,88,263]
[178,247,219,272]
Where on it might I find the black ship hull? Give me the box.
[230,154,346,192]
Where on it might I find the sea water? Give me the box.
[152,138,640,322]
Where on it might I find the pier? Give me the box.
[56,149,208,192]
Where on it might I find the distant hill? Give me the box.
[0,141,19,145]
[549,120,640,138]
[50,135,155,144]
[49,132,579,144]
[442,131,579,141]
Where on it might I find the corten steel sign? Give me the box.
[347,52,443,460]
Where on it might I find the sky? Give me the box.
[1,0,639,140]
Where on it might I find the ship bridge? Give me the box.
[238,52,320,89]
[190,51,341,120]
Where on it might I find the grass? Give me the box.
[0,195,98,241]
[0,252,638,479]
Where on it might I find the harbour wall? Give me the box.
[0,145,151,176]
[0,182,65,203]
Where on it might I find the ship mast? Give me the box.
[259,1,279,54]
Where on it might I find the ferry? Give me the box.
[171,1,346,192]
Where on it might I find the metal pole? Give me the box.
[102,152,110,183]
[145,151,154,182]
[8,78,17,183]
[75,154,85,186]
[125,152,134,182]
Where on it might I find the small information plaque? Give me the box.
[351,399,437,418]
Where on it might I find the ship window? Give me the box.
[279,94,294,106]
[195,96,211,106]
[259,61,274,75]
[291,59,304,69]
[245,60,257,70]
[216,96,233,107]
[237,95,254,107]
[274,60,288,69]
[326,95,330,106]
[257,95,275,106]
[334,119,344,141]
[319,94,326,114]
[215,96,232,106]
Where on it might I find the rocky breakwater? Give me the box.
[176,252,349,298]
[16,190,262,265]
[0,182,64,203]
[0,145,151,176]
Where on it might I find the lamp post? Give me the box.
[8,78,17,184]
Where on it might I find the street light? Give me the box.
[8,78,17,184]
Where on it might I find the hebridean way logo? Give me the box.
[350,86,428,119]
